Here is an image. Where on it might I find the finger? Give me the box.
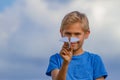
[68,44,73,55]
[62,48,71,57]
[70,43,74,51]
[63,48,73,56]
[61,50,66,55]
[63,42,69,48]
[62,48,69,55]
[60,48,67,55]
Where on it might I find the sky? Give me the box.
[0,0,120,80]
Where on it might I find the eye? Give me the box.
[65,32,71,36]
[75,33,81,36]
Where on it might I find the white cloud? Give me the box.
[0,0,120,79]
[0,0,120,59]
[0,1,21,48]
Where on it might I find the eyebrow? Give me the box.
[65,32,81,34]
[65,32,71,34]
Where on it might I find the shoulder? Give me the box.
[85,51,101,58]
[46,53,62,76]
[86,51,105,66]
[84,51,108,79]
[85,51,103,62]
[49,53,62,61]
[50,53,61,58]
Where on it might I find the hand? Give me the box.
[60,42,73,64]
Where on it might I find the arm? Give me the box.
[51,43,73,80]
[51,69,59,80]
[93,55,108,80]
[96,77,105,80]
[51,61,69,80]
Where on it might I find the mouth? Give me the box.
[71,42,77,46]
[71,43,76,44]
[71,41,80,46]
[71,41,79,44]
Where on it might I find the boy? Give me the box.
[46,11,108,80]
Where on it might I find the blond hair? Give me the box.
[60,11,89,32]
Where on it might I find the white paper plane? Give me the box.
[59,37,79,49]
[59,37,69,42]
[59,37,79,42]
[70,37,80,42]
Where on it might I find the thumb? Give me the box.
[69,44,73,54]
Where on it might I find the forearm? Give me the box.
[56,61,69,80]
[96,77,105,80]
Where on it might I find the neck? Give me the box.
[73,48,84,56]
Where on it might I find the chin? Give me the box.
[73,45,81,51]
[73,47,79,51]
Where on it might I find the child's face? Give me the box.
[60,22,90,51]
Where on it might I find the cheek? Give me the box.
[79,34,86,40]
[77,37,84,43]
[77,36,84,41]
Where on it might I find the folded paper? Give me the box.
[59,37,79,49]
[59,37,79,42]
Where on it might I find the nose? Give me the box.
[68,35,74,41]
[70,34,76,37]
[67,34,76,41]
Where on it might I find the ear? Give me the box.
[85,31,90,39]
[60,29,63,37]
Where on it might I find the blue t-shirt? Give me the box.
[46,51,108,80]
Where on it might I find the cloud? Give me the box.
[0,0,120,79]
[0,0,21,49]
[0,0,119,63]
[0,0,119,64]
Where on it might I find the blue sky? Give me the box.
[0,0,16,12]
[0,0,120,80]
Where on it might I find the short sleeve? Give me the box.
[93,55,108,79]
[46,54,61,76]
